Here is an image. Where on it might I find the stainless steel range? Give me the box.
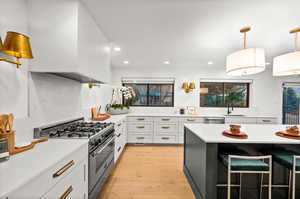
[34,117,115,199]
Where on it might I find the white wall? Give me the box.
[0,0,113,143]
[111,66,300,119]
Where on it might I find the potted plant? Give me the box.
[106,86,136,115]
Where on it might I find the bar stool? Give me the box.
[262,148,300,199]
[218,148,272,199]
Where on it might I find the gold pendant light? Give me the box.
[273,27,300,76]
[226,27,266,76]
[0,31,33,68]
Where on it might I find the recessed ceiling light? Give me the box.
[266,62,271,65]
[113,46,121,52]
[208,61,214,65]
[164,61,170,65]
[123,60,129,64]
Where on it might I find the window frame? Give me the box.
[122,83,175,107]
[200,82,250,108]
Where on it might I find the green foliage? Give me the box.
[107,104,130,110]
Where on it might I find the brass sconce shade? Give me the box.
[88,83,93,89]
[182,82,195,93]
[182,82,188,90]
[189,82,196,89]
[0,31,33,68]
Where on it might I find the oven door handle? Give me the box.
[95,136,115,155]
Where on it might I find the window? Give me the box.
[200,82,250,108]
[123,83,174,107]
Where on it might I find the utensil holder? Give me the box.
[0,130,15,154]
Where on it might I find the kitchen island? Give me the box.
[183,124,300,199]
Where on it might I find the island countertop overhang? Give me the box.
[184,123,300,144]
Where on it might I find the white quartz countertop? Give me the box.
[0,139,88,197]
[184,124,300,144]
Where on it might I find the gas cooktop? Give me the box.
[34,118,114,139]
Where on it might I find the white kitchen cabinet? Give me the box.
[28,0,111,83]
[127,117,154,144]
[114,119,127,163]
[6,144,88,199]
[41,158,88,199]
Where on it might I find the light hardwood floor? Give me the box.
[97,145,196,199]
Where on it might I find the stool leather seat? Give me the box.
[262,149,300,171]
[219,149,269,171]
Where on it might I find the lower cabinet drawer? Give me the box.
[127,134,153,143]
[41,159,88,199]
[155,123,178,134]
[127,123,153,133]
[257,118,277,124]
[153,135,177,144]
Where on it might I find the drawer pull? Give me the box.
[187,119,195,122]
[137,118,145,121]
[161,126,170,129]
[137,126,145,129]
[161,137,170,140]
[117,133,121,137]
[162,118,170,121]
[118,146,122,152]
[53,160,75,178]
[262,120,271,122]
[137,137,145,140]
[117,123,122,127]
[59,185,73,199]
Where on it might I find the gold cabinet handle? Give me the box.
[137,126,145,129]
[59,186,73,199]
[187,119,195,122]
[137,118,145,121]
[53,160,75,178]
[262,120,271,122]
[161,126,170,129]
[137,137,145,140]
[118,146,122,152]
[162,118,170,121]
[162,137,170,140]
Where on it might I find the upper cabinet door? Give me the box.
[28,0,111,83]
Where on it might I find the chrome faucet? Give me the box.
[227,103,234,115]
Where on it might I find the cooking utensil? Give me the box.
[0,115,9,134]
[6,113,14,132]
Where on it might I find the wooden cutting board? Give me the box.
[223,130,248,139]
[0,115,8,134]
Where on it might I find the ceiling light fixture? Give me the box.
[226,26,266,76]
[113,46,121,52]
[164,61,170,65]
[208,61,214,65]
[266,62,271,65]
[123,60,129,64]
[273,27,300,76]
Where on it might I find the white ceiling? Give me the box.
[82,0,300,69]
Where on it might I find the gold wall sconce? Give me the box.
[88,83,101,89]
[182,82,195,93]
[0,31,33,68]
